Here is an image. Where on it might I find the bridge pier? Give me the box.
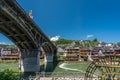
[20,49,40,72]
[44,54,54,62]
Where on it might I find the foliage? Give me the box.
[90,38,99,47]
[83,55,88,61]
[75,41,80,47]
[0,61,19,72]
[61,45,66,49]
[6,45,16,49]
[117,42,120,47]
[0,60,18,63]
[56,53,61,58]
[0,69,21,80]
[53,38,100,48]
[74,39,99,47]
[84,41,90,48]
[56,53,64,61]
[0,44,16,49]
[55,39,73,45]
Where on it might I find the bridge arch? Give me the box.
[0,0,57,72]
[41,42,55,62]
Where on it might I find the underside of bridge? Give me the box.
[0,0,57,72]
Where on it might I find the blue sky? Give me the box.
[1,0,120,44]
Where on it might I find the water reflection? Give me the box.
[20,72,36,80]
[44,63,54,72]
[21,62,58,79]
[41,62,58,72]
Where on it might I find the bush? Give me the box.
[83,55,88,61]
[0,69,21,80]
[56,53,65,61]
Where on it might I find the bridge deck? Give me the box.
[0,0,56,51]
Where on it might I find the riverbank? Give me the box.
[0,60,90,74]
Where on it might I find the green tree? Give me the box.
[6,45,16,49]
[62,45,66,49]
[117,42,120,47]
[55,39,73,45]
[75,41,80,47]
[91,38,99,47]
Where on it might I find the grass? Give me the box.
[50,62,90,76]
[0,60,91,77]
[52,62,89,73]
[61,63,89,71]
[0,60,19,72]
[0,60,47,72]
[1,60,120,78]
[0,60,90,72]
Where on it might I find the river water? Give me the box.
[21,62,58,80]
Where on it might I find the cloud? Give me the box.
[50,36,60,41]
[0,42,6,44]
[86,34,94,39]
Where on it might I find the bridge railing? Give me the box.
[28,72,101,80]
[36,72,84,77]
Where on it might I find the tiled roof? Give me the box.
[57,47,64,52]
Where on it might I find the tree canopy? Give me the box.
[55,39,73,45]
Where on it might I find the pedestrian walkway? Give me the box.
[29,77,100,80]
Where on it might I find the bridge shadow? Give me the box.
[20,72,36,80]
[41,62,59,72]
[40,60,59,78]
[21,61,59,80]
[40,54,59,73]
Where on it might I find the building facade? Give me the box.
[1,48,19,60]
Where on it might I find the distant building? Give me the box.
[65,47,79,61]
[63,43,120,62]
[103,46,114,54]
[57,47,65,55]
[113,47,120,55]
[91,47,103,55]
[1,48,19,60]
[105,43,113,47]
[2,48,12,56]
[79,48,91,56]
[98,42,106,47]
[0,47,3,56]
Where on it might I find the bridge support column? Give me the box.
[20,49,40,72]
[44,54,54,62]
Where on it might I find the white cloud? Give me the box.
[50,36,60,41]
[86,34,94,39]
[0,42,6,44]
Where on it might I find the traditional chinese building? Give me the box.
[0,47,3,56]
[79,48,91,57]
[113,47,120,55]
[65,47,79,61]
[1,48,19,60]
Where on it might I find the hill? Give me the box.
[53,38,100,49]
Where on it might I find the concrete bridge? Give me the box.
[0,0,57,72]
